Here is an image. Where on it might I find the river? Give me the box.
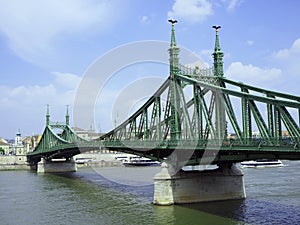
[0,160,300,225]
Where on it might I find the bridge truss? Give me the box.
[99,24,300,165]
[28,23,300,166]
[27,107,92,163]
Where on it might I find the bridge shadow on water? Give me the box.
[177,199,247,224]
[43,169,154,199]
[152,200,245,225]
[152,198,300,225]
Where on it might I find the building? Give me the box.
[0,138,10,155]
[73,127,102,140]
[11,129,26,155]
[73,127,114,154]
[22,134,41,153]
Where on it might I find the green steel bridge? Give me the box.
[27,23,300,167]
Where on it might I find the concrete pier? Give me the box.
[153,163,246,205]
[37,158,77,173]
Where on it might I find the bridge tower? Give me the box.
[168,19,182,141]
[153,22,246,205]
[212,26,227,141]
[35,105,77,173]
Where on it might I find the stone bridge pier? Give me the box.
[153,163,246,205]
[37,158,77,173]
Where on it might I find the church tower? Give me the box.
[14,129,25,155]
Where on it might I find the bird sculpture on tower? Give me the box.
[168,19,178,25]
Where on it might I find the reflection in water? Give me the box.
[183,199,246,222]
[153,204,240,225]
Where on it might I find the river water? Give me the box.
[0,160,300,225]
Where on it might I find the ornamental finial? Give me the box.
[168,19,178,25]
[212,25,224,76]
[168,19,178,48]
[212,25,221,32]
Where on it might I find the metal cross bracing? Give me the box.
[98,23,300,165]
[27,106,94,164]
[27,23,300,166]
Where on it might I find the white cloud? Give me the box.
[0,83,75,109]
[219,0,241,12]
[52,72,82,90]
[0,72,81,109]
[0,83,58,137]
[270,38,300,83]
[0,0,118,63]
[225,38,300,95]
[272,38,300,60]
[0,71,83,137]
[246,40,254,46]
[227,0,239,11]
[168,0,213,23]
[140,16,149,23]
[225,62,282,88]
[198,49,213,64]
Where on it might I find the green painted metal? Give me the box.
[66,105,70,126]
[169,21,180,74]
[169,21,182,142]
[27,107,87,162]
[46,104,50,126]
[192,84,203,140]
[28,22,300,166]
[212,26,224,77]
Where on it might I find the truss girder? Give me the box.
[98,72,300,151]
[278,106,300,140]
[192,85,203,140]
[27,122,87,160]
[223,92,243,142]
[248,99,272,143]
[175,78,194,140]
[173,74,300,145]
[29,68,300,165]
[30,126,69,155]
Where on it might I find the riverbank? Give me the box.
[0,155,30,171]
[0,153,127,171]
[0,164,30,171]
[0,161,123,171]
[77,161,122,168]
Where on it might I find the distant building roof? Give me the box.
[72,127,86,132]
[0,140,9,146]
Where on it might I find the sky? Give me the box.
[1,0,300,139]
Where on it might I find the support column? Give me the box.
[153,163,246,205]
[37,158,77,173]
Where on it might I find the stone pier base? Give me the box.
[153,163,246,205]
[37,158,77,173]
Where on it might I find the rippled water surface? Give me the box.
[0,160,300,225]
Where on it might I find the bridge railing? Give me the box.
[175,64,219,85]
[177,64,214,77]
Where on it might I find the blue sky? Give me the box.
[1,0,300,139]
